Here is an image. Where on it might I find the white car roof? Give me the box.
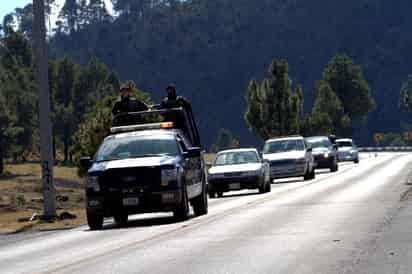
[336,138,353,142]
[217,148,258,154]
[265,136,304,143]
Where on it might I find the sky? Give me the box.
[0,0,32,21]
[0,0,114,27]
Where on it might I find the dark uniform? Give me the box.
[161,85,201,147]
[112,97,148,116]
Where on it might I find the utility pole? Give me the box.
[33,0,56,218]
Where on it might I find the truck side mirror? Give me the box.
[80,156,93,169]
[184,147,201,158]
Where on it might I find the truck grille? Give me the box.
[100,167,161,192]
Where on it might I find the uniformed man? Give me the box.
[160,84,191,109]
[160,84,201,146]
[112,84,148,116]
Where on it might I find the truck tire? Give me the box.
[87,211,104,230]
[173,186,189,221]
[114,212,128,226]
[192,178,208,216]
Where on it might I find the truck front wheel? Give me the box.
[87,211,104,230]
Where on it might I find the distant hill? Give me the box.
[48,0,412,146]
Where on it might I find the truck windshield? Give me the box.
[263,140,304,153]
[214,151,259,166]
[95,136,180,162]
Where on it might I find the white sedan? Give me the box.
[336,138,359,163]
[207,148,271,198]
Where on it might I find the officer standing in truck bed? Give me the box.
[112,83,148,116]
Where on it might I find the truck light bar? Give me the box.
[110,122,174,133]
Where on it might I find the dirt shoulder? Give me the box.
[0,163,86,234]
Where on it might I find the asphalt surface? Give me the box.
[1,153,412,274]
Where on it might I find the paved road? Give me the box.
[1,153,412,274]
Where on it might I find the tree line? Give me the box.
[5,0,412,147]
[0,28,149,175]
[245,55,376,141]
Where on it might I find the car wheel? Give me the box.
[192,177,208,216]
[304,168,311,181]
[310,168,316,179]
[330,158,338,172]
[258,178,266,194]
[87,211,104,230]
[208,191,216,199]
[114,212,128,226]
[266,181,271,192]
[173,185,189,221]
[217,191,224,198]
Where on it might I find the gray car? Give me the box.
[263,136,315,182]
[336,138,359,163]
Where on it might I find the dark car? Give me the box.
[305,136,338,172]
[81,110,207,230]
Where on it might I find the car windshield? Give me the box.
[263,139,304,153]
[337,141,353,147]
[95,135,180,162]
[306,138,331,149]
[214,151,259,166]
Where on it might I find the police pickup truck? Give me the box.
[80,108,207,230]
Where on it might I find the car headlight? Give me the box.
[324,152,329,158]
[86,176,100,192]
[161,168,178,185]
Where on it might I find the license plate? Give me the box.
[229,183,241,190]
[123,197,139,206]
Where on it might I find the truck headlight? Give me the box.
[161,168,178,186]
[86,176,100,192]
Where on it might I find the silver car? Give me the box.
[336,138,359,163]
[263,136,315,181]
[208,148,271,198]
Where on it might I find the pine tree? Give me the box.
[323,54,375,121]
[245,59,303,140]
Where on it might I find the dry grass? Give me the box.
[0,163,86,234]
[204,153,216,165]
